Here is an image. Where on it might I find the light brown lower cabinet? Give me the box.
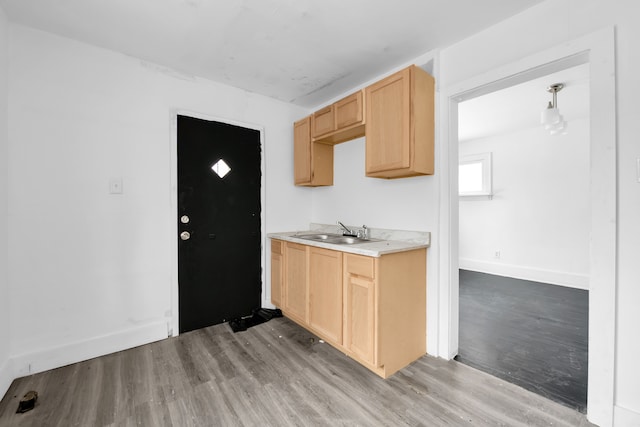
[271,238,426,378]
[283,242,308,325]
[308,247,343,346]
[344,264,376,366]
[270,240,283,308]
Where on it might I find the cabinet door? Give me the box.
[270,240,283,307]
[312,105,335,138]
[344,254,377,366]
[294,116,333,187]
[308,247,343,345]
[284,242,308,323]
[365,67,412,174]
[335,90,363,130]
[294,116,312,184]
[344,274,376,366]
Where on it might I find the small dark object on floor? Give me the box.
[16,390,38,414]
[229,308,283,333]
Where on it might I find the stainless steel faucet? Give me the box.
[337,221,356,236]
[338,221,370,239]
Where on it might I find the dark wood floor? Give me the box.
[456,269,589,413]
[0,317,593,426]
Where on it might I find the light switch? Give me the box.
[109,177,123,194]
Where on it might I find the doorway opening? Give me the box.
[455,65,590,411]
[439,28,616,425]
[175,114,264,334]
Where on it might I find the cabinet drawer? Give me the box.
[345,253,375,278]
[335,90,363,129]
[312,105,335,137]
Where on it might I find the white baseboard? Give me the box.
[0,357,13,401]
[614,404,640,427]
[10,320,168,378]
[459,258,589,290]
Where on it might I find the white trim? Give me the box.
[458,195,492,201]
[169,110,267,337]
[439,27,616,426]
[614,405,640,427]
[10,321,167,378]
[0,358,13,401]
[459,258,589,290]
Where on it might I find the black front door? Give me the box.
[177,115,262,333]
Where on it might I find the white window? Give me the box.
[211,158,231,178]
[459,152,492,198]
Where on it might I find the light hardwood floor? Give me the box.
[0,317,594,426]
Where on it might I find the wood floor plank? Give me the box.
[0,317,593,426]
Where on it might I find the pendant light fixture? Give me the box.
[541,83,568,135]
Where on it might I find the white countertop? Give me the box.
[268,224,430,257]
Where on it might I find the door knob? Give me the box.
[180,215,190,224]
[180,231,191,241]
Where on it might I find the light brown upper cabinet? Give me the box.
[365,65,435,178]
[294,65,434,186]
[294,116,333,186]
[311,90,366,145]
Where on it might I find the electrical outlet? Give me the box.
[494,250,501,259]
[109,177,123,194]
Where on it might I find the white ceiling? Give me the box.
[0,0,544,108]
[458,63,590,141]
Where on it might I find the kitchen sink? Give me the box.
[296,233,381,245]
[295,233,341,241]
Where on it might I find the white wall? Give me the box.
[311,135,440,353]
[312,137,437,231]
[439,0,640,424]
[0,7,11,398]
[6,24,310,381]
[459,118,590,289]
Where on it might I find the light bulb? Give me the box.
[541,105,561,127]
